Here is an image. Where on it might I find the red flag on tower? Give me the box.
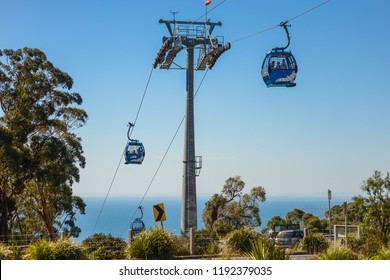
[205,1,212,6]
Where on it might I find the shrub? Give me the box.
[317,244,359,260]
[24,240,54,260]
[51,239,85,260]
[126,227,178,260]
[0,243,16,260]
[224,227,259,254]
[194,229,220,255]
[245,238,286,260]
[82,233,127,260]
[302,233,329,254]
[175,236,190,256]
[371,247,390,260]
[24,239,85,260]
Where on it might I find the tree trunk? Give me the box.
[0,188,9,243]
[36,181,55,241]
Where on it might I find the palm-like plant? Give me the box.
[245,238,286,260]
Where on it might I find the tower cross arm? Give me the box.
[158,19,222,36]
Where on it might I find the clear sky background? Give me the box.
[2,0,390,200]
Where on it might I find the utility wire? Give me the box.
[91,66,155,234]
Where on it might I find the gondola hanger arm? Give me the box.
[275,20,291,51]
[127,122,135,141]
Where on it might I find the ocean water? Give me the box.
[75,195,349,241]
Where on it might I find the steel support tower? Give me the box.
[153,18,230,236]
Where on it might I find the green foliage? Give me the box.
[224,227,259,254]
[266,216,286,231]
[317,244,359,260]
[0,243,16,260]
[0,47,88,241]
[202,176,266,235]
[126,227,178,260]
[326,171,390,253]
[302,213,328,232]
[24,239,85,260]
[24,240,54,260]
[245,238,286,260]
[82,233,127,260]
[357,170,390,245]
[194,229,220,255]
[285,208,305,225]
[371,247,390,260]
[175,236,190,256]
[301,233,329,254]
[326,201,365,227]
[51,238,86,260]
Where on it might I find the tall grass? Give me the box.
[316,244,359,260]
[126,227,178,260]
[224,227,259,254]
[0,243,16,260]
[82,233,127,260]
[23,239,86,260]
[245,238,286,260]
[371,247,390,260]
[301,233,329,254]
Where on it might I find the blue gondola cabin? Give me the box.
[130,218,145,236]
[124,140,145,164]
[262,49,298,87]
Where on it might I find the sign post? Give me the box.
[328,189,332,236]
[153,203,166,228]
[344,201,348,247]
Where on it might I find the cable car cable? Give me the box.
[92,0,217,231]
[119,0,331,234]
[191,0,227,23]
[92,0,227,234]
[93,0,331,235]
[288,0,331,23]
[129,66,154,137]
[91,66,155,234]
[230,0,331,44]
[120,69,210,237]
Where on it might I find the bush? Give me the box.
[126,227,178,260]
[175,236,191,256]
[0,243,16,260]
[371,247,390,260]
[194,229,220,255]
[245,238,286,260]
[302,233,329,254]
[317,244,359,260]
[24,240,54,260]
[82,233,127,260]
[224,227,259,254]
[24,239,85,260]
[52,239,86,260]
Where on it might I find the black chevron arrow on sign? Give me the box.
[153,203,166,222]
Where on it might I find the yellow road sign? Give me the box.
[153,203,166,222]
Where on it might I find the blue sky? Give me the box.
[3,0,390,199]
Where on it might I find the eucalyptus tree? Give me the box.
[285,208,305,225]
[325,171,390,248]
[266,216,286,231]
[0,48,87,241]
[354,171,390,246]
[202,176,266,235]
